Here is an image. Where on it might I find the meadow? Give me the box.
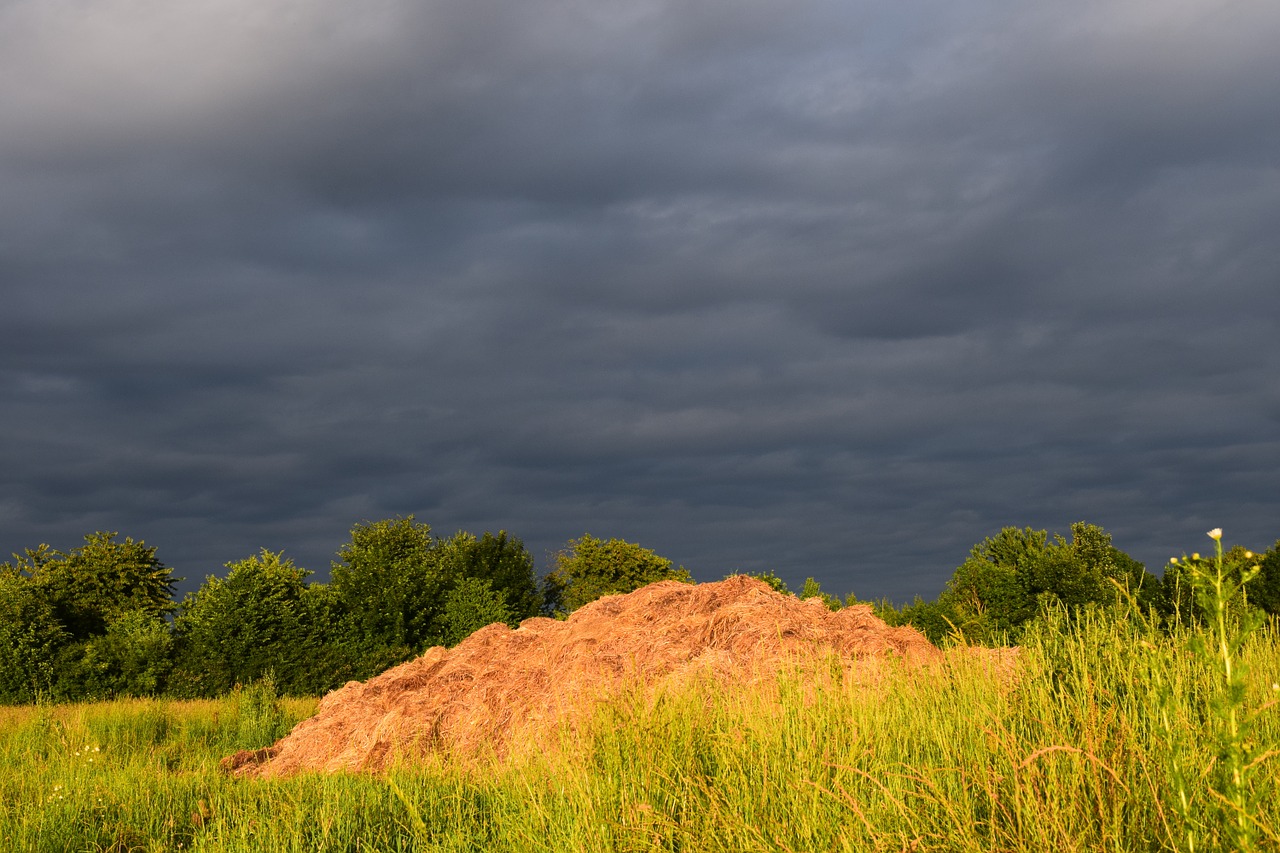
[2,595,1278,853]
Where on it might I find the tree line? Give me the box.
[0,519,689,704]
[875,522,1280,644]
[719,523,1280,647]
[2,518,1277,704]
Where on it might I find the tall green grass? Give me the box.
[2,607,1277,851]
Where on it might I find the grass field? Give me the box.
[5,553,1280,853]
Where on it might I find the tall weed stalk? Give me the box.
[1161,529,1277,851]
[231,672,288,750]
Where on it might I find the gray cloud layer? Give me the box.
[3,0,1278,599]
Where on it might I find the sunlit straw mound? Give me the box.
[222,575,942,777]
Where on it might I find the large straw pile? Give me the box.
[223,575,942,777]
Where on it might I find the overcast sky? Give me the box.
[3,0,1278,603]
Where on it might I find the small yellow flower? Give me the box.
[1244,550,1254,559]
[1192,553,1200,561]
[1208,528,1223,540]
[1169,557,1179,565]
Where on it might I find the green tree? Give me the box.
[543,534,692,614]
[292,581,369,694]
[929,522,1155,644]
[1250,541,1280,617]
[24,532,176,642]
[2,534,178,701]
[1026,522,1152,610]
[439,577,514,646]
[0,567,68,703]
[74,609,175,698]
[172,550,314,696]
[330,517,446,655]
[327,518,552,678]
[437,530,542,622]
[937,526,1045,643]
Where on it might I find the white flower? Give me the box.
[1208,528,1223,541]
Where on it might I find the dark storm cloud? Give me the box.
[2,0,1278,600]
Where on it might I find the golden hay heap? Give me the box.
[223,575,941,777]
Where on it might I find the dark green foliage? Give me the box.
[934,526,1046,643]
[330,517,447,653]
[1,519,550,702]
[0,568,69,703]
[1027,523,1157,611]
[1,533,177,701]
[4,520,1273,705]
[70,609,175,699]
[289,583,371,692]
[879,596,957,645]
[172,550,316,697]
[902,522,1158,645]
[436,530,542,623]
[543,534,692,615]
[439,577,514,646]
[1243,540,1280,617]
[325,520,547,679]
[23,533,177,642]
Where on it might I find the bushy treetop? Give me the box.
[544,534,692,615]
